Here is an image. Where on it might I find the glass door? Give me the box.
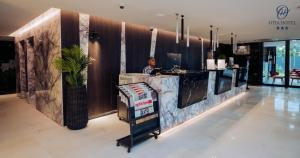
[262,41,286,85]
[289,40,300,87]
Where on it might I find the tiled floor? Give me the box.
[0,86,300,158]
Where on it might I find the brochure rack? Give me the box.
[116,82,161,153]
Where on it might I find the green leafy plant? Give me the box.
[54,45,94,88]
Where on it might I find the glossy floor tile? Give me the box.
[0,86,300,158]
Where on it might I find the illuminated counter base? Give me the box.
[119,71,246,131]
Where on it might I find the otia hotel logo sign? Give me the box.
[268,4,296,30]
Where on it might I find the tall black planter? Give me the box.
[66,85,88,130]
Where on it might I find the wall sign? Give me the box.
[268,4,296,31]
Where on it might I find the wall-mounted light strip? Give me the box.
[10,8,60,36]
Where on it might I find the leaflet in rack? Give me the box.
[118,83,157,118]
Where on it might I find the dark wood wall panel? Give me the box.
[85,15,211,118]
[125,24,152,73]
[61,10,80,48]
[187,38,209,70]
[61,10,80,125]
[154,30,177,69]
[155,30,210,70]
[88,16,121,118]
[248,42,263,85]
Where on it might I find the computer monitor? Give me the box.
[166,53,182,70]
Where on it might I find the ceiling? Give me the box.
[1,0,300,43]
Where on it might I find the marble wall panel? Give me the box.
[14,8,63,125]
[17,42,27,98]
[26,39,36,105]
[120,21,126,74]
[150,28,158,57]
[79,13,89,85]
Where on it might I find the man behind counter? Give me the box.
[143,57,156,74]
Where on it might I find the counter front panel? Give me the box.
[215,69,233,95]
[178,72,209,109]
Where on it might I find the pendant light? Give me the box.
[176,13,179,44]
[200,37,204,69]
[235,34,238,53]
[231,33,234,54]
[187,24,190,47]
[216,28,219,48]
[181,15,184,41]
[210,25,213,52]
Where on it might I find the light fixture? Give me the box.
[89,31,100,40]
[199,37,204,69]
[181,15,184,41]
[186,24,189,47]
[149,26,155,31]
[175,13,179,44]
[210,25,213,51]
[216,28,219,48]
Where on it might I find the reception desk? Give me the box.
[119,70,247,131]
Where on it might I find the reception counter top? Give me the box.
[119,70,247,131]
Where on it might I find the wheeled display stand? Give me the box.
[116,82,161,153]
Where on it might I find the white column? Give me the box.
[120,21,126,74]
[150,28,158,57]
[79,13,90,85]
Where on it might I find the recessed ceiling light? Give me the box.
[156,13,165,17]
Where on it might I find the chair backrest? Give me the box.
[270,71,278,77]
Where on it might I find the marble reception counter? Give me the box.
[119,70,246,131]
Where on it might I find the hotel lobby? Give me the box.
[0,0,300,157]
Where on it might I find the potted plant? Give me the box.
[54,45,94,130]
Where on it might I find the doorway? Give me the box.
[262,40,300,88]
[289,40,300,87]
[263,41,286,86]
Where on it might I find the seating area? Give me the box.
[263,69,300,86]
[290,69,300,85]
